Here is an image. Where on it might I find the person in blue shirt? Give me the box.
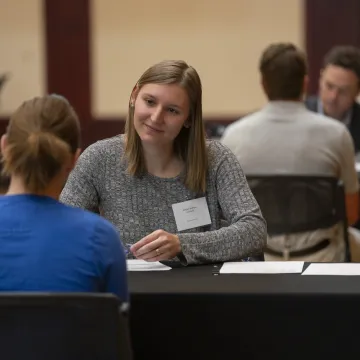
[0,95,128,303]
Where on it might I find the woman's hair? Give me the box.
[0,162,9,194]
[1,95,80,193]
[125,60,208,193]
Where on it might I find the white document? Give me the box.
[302,263,360,276]
[355,162,360,172]
[219,261,304,274]
[126,259,171,271]
[172,197,211,231]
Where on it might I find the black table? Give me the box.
[129,263,360,360]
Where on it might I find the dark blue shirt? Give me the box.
[0,195,128,302]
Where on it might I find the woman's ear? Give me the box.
[184,118,191,128]
[130,84,140,107]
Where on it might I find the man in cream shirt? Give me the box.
[221,42,360,262]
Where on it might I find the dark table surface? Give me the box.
[129,262,360,295]
[128,263,360,360]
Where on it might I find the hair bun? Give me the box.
[27,132,42,145]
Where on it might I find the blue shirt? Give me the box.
[0,195,128,302]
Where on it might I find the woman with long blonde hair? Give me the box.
[61,60,266,264]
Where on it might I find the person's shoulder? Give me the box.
[302,111,352,148]
[84,135,124,157]
[90,213,120,242]
[205,140,245,181]
[0,195,8,203]
[206,139,239,166]
[223,110,262,135]
[307,110,348,131]
[62,203,119,241]
[76,135,125,173]
[0,195,12,211]
[207,138,233,153]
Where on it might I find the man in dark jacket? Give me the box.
[306,46,360,153]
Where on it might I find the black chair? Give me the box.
[247,253,265,261]
[246,175,350,261]
[0,293,132,360]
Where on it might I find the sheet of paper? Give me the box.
[219,261,304,274]
[126,259,171,271]
[355,162,360,172]
[302,263,360,276]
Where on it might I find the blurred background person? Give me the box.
[221,43,359,262]
[306,46,360,153]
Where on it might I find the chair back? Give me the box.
[246,175,349,260]
[0,293,132,360]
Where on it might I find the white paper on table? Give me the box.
[126,259,171,271]
[355,162,360,172]
[302,263,360,276]
[219,261,304,274]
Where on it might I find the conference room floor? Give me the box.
[128,263,360,360]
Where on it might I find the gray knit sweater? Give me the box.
[60,135,266,265]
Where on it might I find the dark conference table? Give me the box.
[129,263,360,360]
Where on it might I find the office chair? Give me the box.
[245,253,265,261]
[0,293,132,360]
[246,175,350,261]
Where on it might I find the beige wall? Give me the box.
[0,0,303,118]
[92,0,304,118]
[0,0,45,116]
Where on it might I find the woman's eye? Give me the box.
[168,108,179,115]
[145,99,155,106]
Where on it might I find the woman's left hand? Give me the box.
[130,229,181,261]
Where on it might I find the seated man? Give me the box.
[306,45,360,153]
[221,42,359,262]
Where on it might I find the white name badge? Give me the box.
[172,197,212,232]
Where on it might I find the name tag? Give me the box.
[172,197,211,232]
